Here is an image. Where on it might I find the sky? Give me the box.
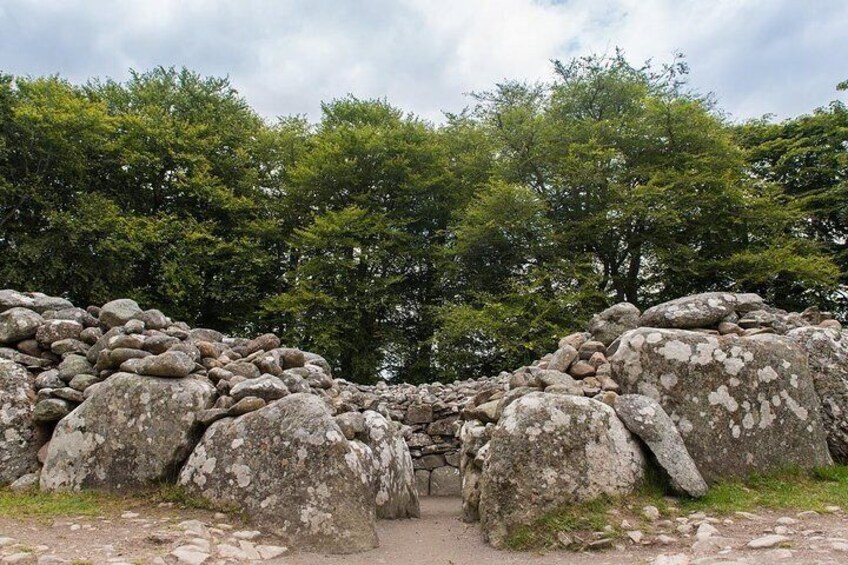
[1,0,846,124]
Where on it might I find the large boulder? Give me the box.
[787,326,848,462]
[638,292,763,329]
[614,394,708,497]
[610,328,832,481]
[179,394,378,554]
[0,360,40,485]
[478,393,645,548]
[0,307,43,344]
[588,302,641,346]
[99,298,143,328]
[40,373,215,491]
[360,410,420,519]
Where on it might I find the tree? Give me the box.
[468,52,837,310]
[264,97,462,382]
[435,181,604,380]
[736,85,848,311]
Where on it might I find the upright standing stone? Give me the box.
[479,393,645,548]
[0,360,39,485]
[179,394,379,554]
[361,410,420,518]
[614,394,708,497]
[40,373,215,491]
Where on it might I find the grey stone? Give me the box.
[230,374,289,402]
[361,410,420,518]
[40,373,215,491]
[406,403,433,424]
[35,320,82,346]
[179,393,378,553]
[123,351,195,378]
[50,338,88,356]
[0,289,35,312]
[57,354,92,382]
[610,328,832,481]
[0,360,39,485]
[787,326,848,462]
[68,374,99,392]
[51,387,84,403]
[415,469,430,496]
[31,294,73,313]
[479,393,645,548]
[335,412,366,440]
[134,309,169,330]
[227,396,267,416]
[430,466,461,496]
[547,346,578,372]
[34,370,63,390]
[0,308,43,344]
[588,302,641,346]
[32,398,72,424]
[99,298,143,328]
[614,394,708,497]
[638,292,764,329]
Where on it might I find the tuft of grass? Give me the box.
[150,483,241,515]
[680,465,848,515]
[505,465,848,551]
[0,483,240,520]
[0,488,105,519]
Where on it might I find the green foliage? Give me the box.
[0,55,843,383]
[0,488,104,518]
[736,89,848,311]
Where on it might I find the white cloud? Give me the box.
[1,0,845,123]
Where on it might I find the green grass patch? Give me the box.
[505,465,848,551]
[0,488,105,519]
[681,465,848,515]
[0,483,240,520]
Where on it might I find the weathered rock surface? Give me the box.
[588,302,641,346]
[98,298,143,328]
[360,410,420,519]
[638,292,764,329]
[40,373,215,491]
[0,308,43,344]
[614,394,708,497]
[123,351,195,378]
[478,393,645,548]
[787,326,848,462]
[179,393,379,553]
[0,360,40,485]
[611,328,832,481]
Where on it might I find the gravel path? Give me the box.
[3,497,848,563]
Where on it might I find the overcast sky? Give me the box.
[1,0,846,124]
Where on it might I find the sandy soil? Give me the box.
[2,497,848,564]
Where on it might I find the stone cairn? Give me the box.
[1,289,847,553]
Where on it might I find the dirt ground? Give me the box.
[2,497,848,564]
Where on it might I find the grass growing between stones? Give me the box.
[505,465,848,551]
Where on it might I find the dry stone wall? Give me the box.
[1,288,848,552]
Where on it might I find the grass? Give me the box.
[505,465,848,551]
[0,483,240,521]
[681,465,848,514]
